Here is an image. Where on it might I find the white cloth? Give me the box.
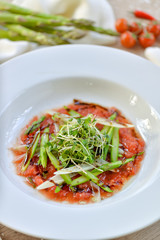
[0,0,116,63]
[144,47,160,67]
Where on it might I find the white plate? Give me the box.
[1,45,160,240]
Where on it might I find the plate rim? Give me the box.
[1,45,160,240]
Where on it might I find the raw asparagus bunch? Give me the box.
[0,0,119,46]
[6,24,69,45]
[0,1,94,26]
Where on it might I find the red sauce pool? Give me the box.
[12,100,145,204]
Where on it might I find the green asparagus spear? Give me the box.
[110,128,119,162]
[109,112,117,121]
[0,1,93,26]
[55,186,61,193]
[96,183,113,193]
[6,24,69,45]
[0,12,70,27]
[60,174,72,185]
[27,27,86,40]
[39,128,49,168]
[123,156,135,165]
[75,24,120,36]
[22,130,40,171]
[80,170,112,192]
[103,127,114,160]
[63,106,81,117]
[81,170,99,183]
[25,116,45,135]
[93,160,122,173]
[0,10,119,36]
[71,161,122,186]
[0,28,27,41]
[46,147,60,170]
[101,112,117,134]
[60,174,75,191]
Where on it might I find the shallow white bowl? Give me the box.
[0,45,160,240]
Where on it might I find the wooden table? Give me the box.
[1,0,160,239]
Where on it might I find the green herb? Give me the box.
[49,114,110,167]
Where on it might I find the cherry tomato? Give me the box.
[147,21,160,37]
[115,18,128,33]
[139,32,155,48]
[120,31,136,48]
[129,22,143,35]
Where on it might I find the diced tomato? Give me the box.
[34,175,44,186]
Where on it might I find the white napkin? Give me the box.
[0,0,116,63]
[144,47,160,67]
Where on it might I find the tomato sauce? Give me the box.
[12,100,145,204]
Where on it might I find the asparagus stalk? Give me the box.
[81,170,99,183]
[58,29,86,40]
[0,28,27,41]
[46,146,60,170]
[0,12,70,27]
[22,130,40,172]
[110,128,119,162]
[55,186,61,193]
[96,182,113,192]
[60,174,75,191]
[76,25,120,36]
[30,27,86,40]
[80,170,112,192]
[25,116,45,135]
[101,112,118,160]
[101,112,117,134]
[6,24,69,45]
[123,156,135,165]
[71,161,122,186]
[81,170,112,192]
[60,174,72,185]
[0,11,119,36]
[39,128,49,168]
[0,0,93,26]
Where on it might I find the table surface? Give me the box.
[1,0,160,239]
